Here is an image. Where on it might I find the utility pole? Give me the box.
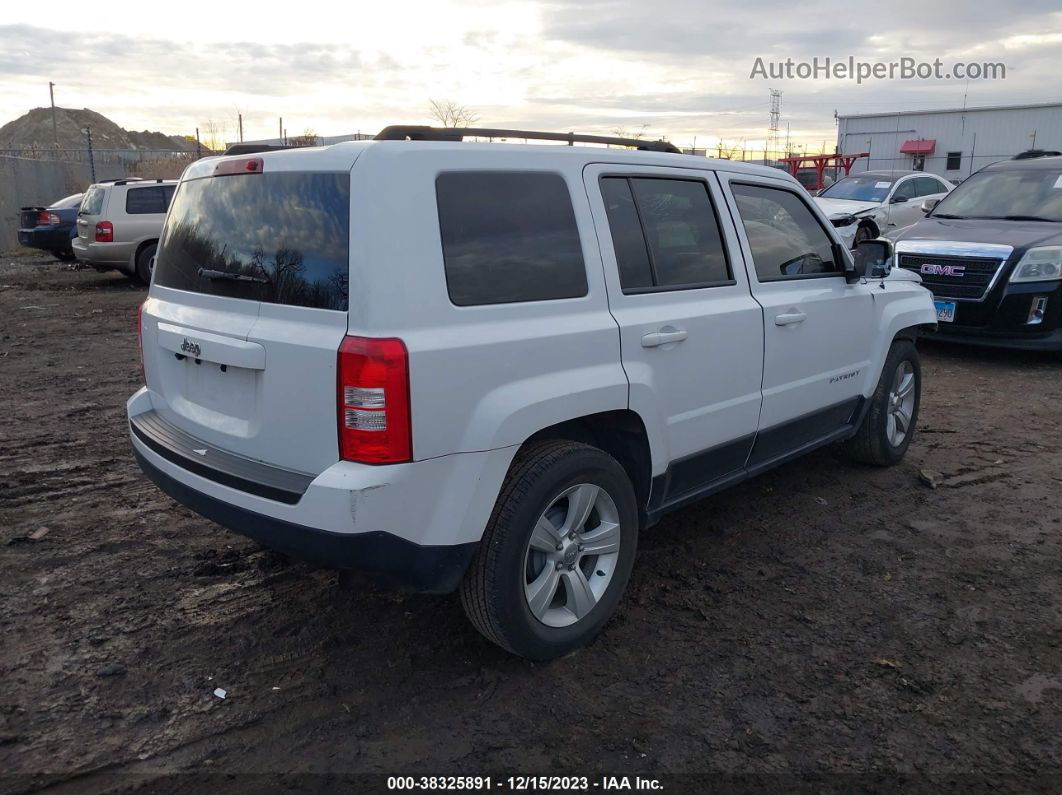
[195,127,202,159]
[49,82,58,148]
[83,127,96,182]
[767,88,782,165]
[238,113,244,143]
[279,117,283,144]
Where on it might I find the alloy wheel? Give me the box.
[522,483,621,628]
[886,360,916,446]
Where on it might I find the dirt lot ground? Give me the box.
[1,254,1060,793]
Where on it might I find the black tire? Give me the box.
[134,242,158,286]
[53,249,76,262]
[846,339,922,466]
[852,223,874,248]
[460,440,638,660]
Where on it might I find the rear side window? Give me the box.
[436,171,587,306]
[600,177,731,292]
[126,185,175,214]
[80,186,105,215]
[154,172,350,311]
[731,183,840,280]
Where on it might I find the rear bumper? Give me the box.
[72,237,131,268]
[126,388,515,592]
[133,446,476,592]
[18,226,73,251]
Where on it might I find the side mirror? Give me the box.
[921,198,939,214]
[889,194,909,204]
[851,238,893,282]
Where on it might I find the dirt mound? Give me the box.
[0,107,198,153]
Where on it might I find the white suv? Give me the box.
[128,127,937,659]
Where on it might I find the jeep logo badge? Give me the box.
[921,263,965,277]
[181,338,202,357]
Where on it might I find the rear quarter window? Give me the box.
[435,171,588,306]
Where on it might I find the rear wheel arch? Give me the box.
[523,410,653,518]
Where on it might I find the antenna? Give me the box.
[767,89,782,165]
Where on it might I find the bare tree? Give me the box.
[612,123,650,141]
[428,99,480,128]
[286,128,319,147]
[200,119,228,153]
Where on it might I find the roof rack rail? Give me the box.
[223,144,297,156]
[374,125,681,154]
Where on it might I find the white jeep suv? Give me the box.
[128,127,937,659]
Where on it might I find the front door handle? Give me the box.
[641,328,688,348]
[774,310,807,326]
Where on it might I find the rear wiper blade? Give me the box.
[197,267,269,284]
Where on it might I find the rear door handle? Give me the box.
[774,310,807,326]
[641,328,688,347]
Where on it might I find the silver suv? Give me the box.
[74,178,177,284]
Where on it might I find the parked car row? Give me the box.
[17,176,176,284]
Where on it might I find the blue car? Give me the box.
[18,193,84,261]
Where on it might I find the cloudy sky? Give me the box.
[1,0,1060,153]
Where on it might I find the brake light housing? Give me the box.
[95,221,114,242]
[38,210,60,225]
[214,157,263,176]
[337,336,411,464]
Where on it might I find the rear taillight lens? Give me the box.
[337,336,411,464]
[137,302,146,382]
[95,221,114,242]
[38,210,60,225]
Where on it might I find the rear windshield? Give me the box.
[80,186,105,215]
[153,172,350,311]
[52,193,83,210]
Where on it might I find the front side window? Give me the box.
[126,185,176,214]
[600,176,731,292]
[436,171,587,306]
[892,179,919,201]
[731,183,840,280]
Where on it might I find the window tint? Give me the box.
[892,179,918,200]
[629,178,730,287]
[154,172,350,311]
[946,151,962,171]
[599,178,653,290]
[80,186,105,215]
[125,185,176,214]
[731,183,840,280]
[914,177,946,196]
[436,171,587,306]
[600,177,731,292]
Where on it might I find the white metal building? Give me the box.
[836,102,1062,180]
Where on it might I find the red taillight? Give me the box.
[337,336,411,464]
[95,221,114,242]
[137,302,146,382]
[37,210,56,225]
[214,157,263,176]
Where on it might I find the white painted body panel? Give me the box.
[131,140,937,552]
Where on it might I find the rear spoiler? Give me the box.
[223,144,298,156]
